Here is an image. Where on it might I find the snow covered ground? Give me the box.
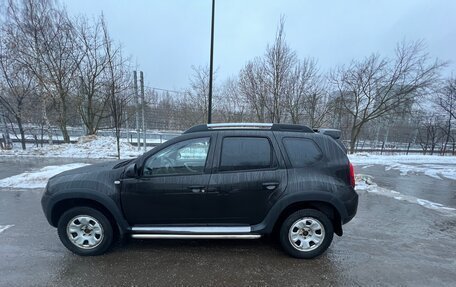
[0,163,89,189]
[355,174,456,215]
[349,153,456,180]
[0,136,144,159]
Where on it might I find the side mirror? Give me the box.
[125,163,138,178]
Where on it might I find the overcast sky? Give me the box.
[64,0,456,91]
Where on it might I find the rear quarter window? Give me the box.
[282,138,322,167]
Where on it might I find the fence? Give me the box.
[2,124,181,149]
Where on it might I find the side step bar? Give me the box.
[130,226,261,239]
[131,234,261,239]
[131,226,251,234]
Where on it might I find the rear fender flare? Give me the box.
[251,191,348,234]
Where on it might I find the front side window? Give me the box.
[144,137,210,176]
[219,137,274,172]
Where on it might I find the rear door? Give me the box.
[206,131,287,225]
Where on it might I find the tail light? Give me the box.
[349,162,355,188]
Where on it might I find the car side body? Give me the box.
[41,123,358,258]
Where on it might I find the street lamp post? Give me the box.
[208,0,215,124]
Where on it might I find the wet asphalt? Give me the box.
[0,158,455,286]
[358,164,456,208]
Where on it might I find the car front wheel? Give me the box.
[57,207,113,256]
[279,209,334,259]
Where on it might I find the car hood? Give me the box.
[45,159,133,199]
[52,159,131,178]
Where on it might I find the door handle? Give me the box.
[262,182,279,190]
[187,186,206,193]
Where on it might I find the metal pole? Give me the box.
[140,71,146,152]
[79,76,87,135]
[125,109,130,143]
[207,0,215,124]
[133,71,140,150]
[1,107,12,148]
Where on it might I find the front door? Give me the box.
[121,136,215,225]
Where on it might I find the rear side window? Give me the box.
[220,137,274,171]
[283,138,322,167]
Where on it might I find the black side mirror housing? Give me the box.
[125,163,138,178]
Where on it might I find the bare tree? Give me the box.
[216,77,249,122]
[435,77,456,153]
[262,17,296,123]
[239,17,297,123]
[239,18,296,123]
[101,16,132,159]
[239,17,329,126]
[181,65,219,126]
[4,0,82,143]
[75,16,110,135]
[416,113,445,155]
[239,58,268,122]
[284,58,329,127]
[331,41,445,153]
[0,38,37,149]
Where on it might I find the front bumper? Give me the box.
[40,182,54,226]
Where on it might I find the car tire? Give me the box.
[57,207,114,256]
[279,209,334,259]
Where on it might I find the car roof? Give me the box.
[184,123,314,134]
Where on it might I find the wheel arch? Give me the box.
[47,190,130,236]
[252,192,347,236]
[271,201,343,237]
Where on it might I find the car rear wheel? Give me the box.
[279,209,334,259]
[57,207,113,256]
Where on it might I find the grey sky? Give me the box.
[64,0,456,91]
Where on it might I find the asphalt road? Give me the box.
[1,158,455,286]
[359,164,456,208]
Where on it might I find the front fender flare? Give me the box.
[44,189,130,234]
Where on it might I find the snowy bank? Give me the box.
[355,174,456,215]
[349,153,456,165]
[349,154,456,180]
[0,136,144,159]
[0,163,89,189]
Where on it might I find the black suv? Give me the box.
[41,123,358,258]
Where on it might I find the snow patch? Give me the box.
[349,154,456,165]
[0,136,144,159]
[350,154,456,180]
[361,164,374,169]
[0,225,14,233]
[355,174,456,215]
[416,199,456,212]
[0,163,89,189]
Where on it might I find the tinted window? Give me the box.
[144,137,210,176]
[220,137,273,171]
[283,138,322,167]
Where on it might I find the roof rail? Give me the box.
[274,124,313,133]
[209,123,272,129]
[184,123,314,134]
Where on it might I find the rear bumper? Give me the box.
[342,190,358,224]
